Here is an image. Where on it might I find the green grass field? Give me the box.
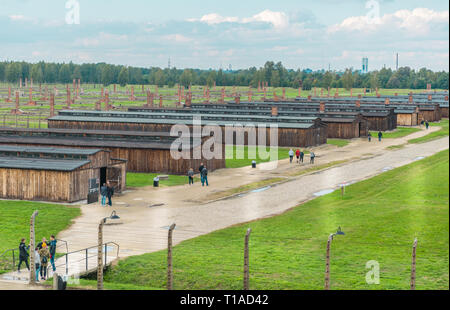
[0,201,80,273]
[409,119,449,144]
[225,145,293,168]
[327,139,350,147]
[126,173,199,188]
[370,127,421,139]
[102,149,449,290]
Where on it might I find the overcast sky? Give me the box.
[0,0,448,71]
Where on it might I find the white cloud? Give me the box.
[164,34,192,43]
[328,8,449,36]
[9,15,27,21]
[188,10,289,29]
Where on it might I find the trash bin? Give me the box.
[153,177,160,187]
[251,160,256,168]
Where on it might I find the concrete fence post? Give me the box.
[324,234,333,290]
[167,223,176,290]
[97,218,106,290]
[53,272,59,290]
[410,238,418,290]
[243,228,252,290]
[29,211,38,285]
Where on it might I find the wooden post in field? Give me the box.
[410,238,418,290]
[324,234,333,290]
[167,223,176,290]
[97,218,106,290]
[243,228,252,290]
[29,211,38,285]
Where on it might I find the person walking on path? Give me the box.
[299,151,304,163]
[289,149,294,164]
[425,121,429,130]
[310,151,316,164]
[295,149,300,163]
[49,235,57,272]
[106,181,114,207]
[368,132,372,142]
[198,163,204,175]
[420,120,424,127]
[39,243,50,280]
[201,165,209,187]
[100,183,107,206]
[378,131,383,142]
[188,168,194,185]
[34,247,40,282]
[17,238,30,273]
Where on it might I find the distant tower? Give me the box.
[362,57,368,74]
[168,57,171,69]
[396,53,399,70]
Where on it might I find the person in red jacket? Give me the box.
[295,149,300,163]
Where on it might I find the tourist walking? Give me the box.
[378,131,383,142]
[188,168,194,185]
[34,247,40,282]
[295,149,300,163]
[106,181,114,206]
[299,151,304,163]
[49,235,57,272]
[199,162,204,175]
[100,183,107,206]
[37,237,47,250]
[39,243,50,280]
[289,149,294,164]
[201,165,209,187]
[368,132,372,142]
[17,238,30,273]
[310,151,316,164]
[425,121,429,130]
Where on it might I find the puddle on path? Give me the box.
[382,166,393,172]
[414,156,426,161]
[313,189,335,197]
[250,186,272,193]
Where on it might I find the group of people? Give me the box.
[420,120,430,129]
[100,181,114,206]
[289,149,316,164]
[188,163,209,186]
[18,236,57,282]
[368,131,384,142]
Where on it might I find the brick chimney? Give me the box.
[409,95,413,103]
[307,95,312,102]
[235,96,241,104]
[356,100,361,108]
[428,94,432,101]
[159,95,163,108]
[394,93,398,96]
[50,93,55,117]
[319,102,325,113]
[358,94,362,99]
[385,98,390,105]
[445,95,449,101]
[185,94,192,107]
[271,106,278,116]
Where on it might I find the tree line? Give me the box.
[0,60,448,90]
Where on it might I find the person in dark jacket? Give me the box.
[188,168,194,185]
[100,183,107,206]
[368,132,372,142]
[36,237,47,250]
[310,151,316,164]
[425,121,429,130]
[201,166,209,187]
[39,243,50,280]
[106,181,114,206]
[198,163,204,174]
[378,131,383,142]
[49,235,57,272]
[299,151,304,163]
[18,238,30,272]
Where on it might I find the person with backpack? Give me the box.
[378,131,383,142]
[425,121,429,130]
[49,235,57,272]
[295,149,300,163]
[188,168,194,185]
[39,242,50,280]
[100,183,107,206]
[201,165,209,187]
[17,238,30,273]
[368,132,372,142]
[106,181,114,206]
[198,163,204,175]
[34,247,41,282]
[288,149,294,164]
[299,151,304,163]
[310,151,316,164]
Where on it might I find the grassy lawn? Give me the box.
[126,173,199,188]
[408,119,449,144]
[102,150,449,290]
[327,139,349,147]
[0,201,80,273]
[370,127,421,139]
[225,145,296,168]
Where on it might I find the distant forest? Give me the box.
[0,60,448,90]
